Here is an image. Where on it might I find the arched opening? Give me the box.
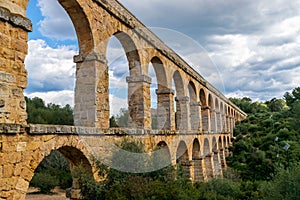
[215,98,220,133]
[188,81,200,130]
[148,57,168,130]
[152,141,172,171]
[220,102,225,132]
[212,137,221,176]
[106,35,129,127]
[176,141,190,180]
[219,136,226,168]
[25,0,83,126]
[200,89,209,132]
[27,146,93,198]
[192,138,204,182]
[208,94,216,133]
[107,31,142,128]
[172,71,185,130]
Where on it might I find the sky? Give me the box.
[25,0,300,115]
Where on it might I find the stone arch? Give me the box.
[113,31,142,76]
[148,57,169,130]
[173,71,187,130]
[58,146,92,173]
[152,141,172,169]
[108,31,149,128]
[189,81,200,130]
[176,140,190,179]
[173,71,185,97]
[57,0,94,54]
[215,98,220,133]
[200,89,209,132]
[192,138,204,182]
[208,94,216,133]
[22,137,96,199]
[149,57,167,89]
[192,138,201,160]
[188,81,197,102]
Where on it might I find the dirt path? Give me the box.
[26,187,70,200]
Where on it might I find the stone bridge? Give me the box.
[0,0,247,199]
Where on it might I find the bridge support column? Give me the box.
[219,148,227,168]
[213,150,222,177]
[216,111,221,133]
[229,116,234,136]
[201,106,210,133]
[156,88,175,130]
[191,158,205,182]
[0,6,32,125]
[175,96,190,130]
[210,109,217,133]
[126,75,152,129]
[190,102,201,131]
[222,114,226,132]
[74,53,109,128]
[204,153,214,179]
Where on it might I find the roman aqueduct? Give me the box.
[0,0,247,199]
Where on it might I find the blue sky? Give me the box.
[25,0,300,115]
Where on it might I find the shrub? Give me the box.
[30,172,59,194]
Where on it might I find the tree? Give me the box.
[26,96,74,125]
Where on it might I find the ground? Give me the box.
[26,187,69,200]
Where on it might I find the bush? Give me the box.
[260,164,300,200]
[30,172,59,194]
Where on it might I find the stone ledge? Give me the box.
[0,6,32,32]
[0,124,25,134]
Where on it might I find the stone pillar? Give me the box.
[178,160,192,181]
[226,116,230,133]
[201,106,210,133]
[213,150,222,177]
[210,109,217,133]
[74,53,109,128]
[155,88,175,130]
[216,111,221,133]
[229,116,234,136]
[0,6,32,125]
[219,148,227,168]
[222,114,227,133]
[66,178,83,200]
[175,96,190,130]
[204,153,214,179]
[126,75,151,129]
[192,158,205,182]
[190,102,201,131]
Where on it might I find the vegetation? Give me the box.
[26,96,73,125]
[30,150,72,193]
[26,87,300,199]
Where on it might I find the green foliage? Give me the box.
[26,96,73,125]
[229,88,300,181]
[31,150,72,191]
[260,164,300,200]
[30,172,59,194]
[72,166,106,200]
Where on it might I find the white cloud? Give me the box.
[37,0,76,40]
[26,0,300,103]
[25,39,77,92]
[109,94,128,116]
